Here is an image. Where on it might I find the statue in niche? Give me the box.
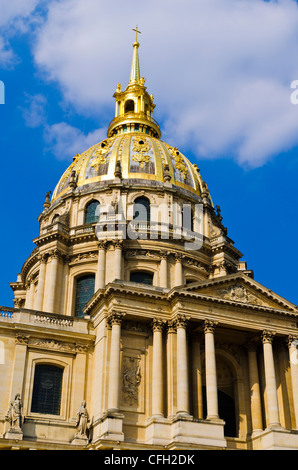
[75,401,90,440]
[6,393,24,434]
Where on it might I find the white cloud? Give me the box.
[28,0,298,167]
[21,93,47,128]
[44,122,106,160]
[0,0,41,66]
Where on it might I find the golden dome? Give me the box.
[51,133,205,202]
[51,33,210,204]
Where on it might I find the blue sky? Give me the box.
[0,0,298,307]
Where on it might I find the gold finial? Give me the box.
[133,26,141,43]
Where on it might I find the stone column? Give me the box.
[288,335,298,429]
[192,332,203,419]
[114,241,122,281]
[34,255,47,311]
[25,278,35,310]
[262,331,281,428]
[247,342,263,433]
[152,318,164,418]
[159,252,168,288]
[166,320,176,418]
[107,312,124,413]
[95,242,106,290]
[44,250,61,313]
[176,315,190,416]
[203,320,219,420]
[174,254,183,286]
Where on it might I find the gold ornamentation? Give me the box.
[132,136,151,169]
[91,138,114,171]
[60,153,81,187]
[168,146,188,180]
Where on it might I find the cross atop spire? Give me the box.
[130,26,141,83]
[132,26,141,43]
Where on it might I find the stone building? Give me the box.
[1,35,298,450]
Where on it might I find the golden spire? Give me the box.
[130,26,141,83]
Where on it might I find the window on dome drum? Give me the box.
[182,205,194,232]
[84,200,100,225]
[130,271,154,286]
[133,197,151,222]
[31,364,63,416]
[125,100,135,113]
[74,275,95,318]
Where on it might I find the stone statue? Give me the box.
[74,401,89,440]
[5,394,24,437]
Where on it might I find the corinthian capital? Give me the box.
[152,318,164,332]
[107,311,125,326]
[262,330,275,344]
[203,319,218,334]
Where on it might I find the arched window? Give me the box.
[130,271,153,286]
[125,100,135,113]
[133,197,151,222]
[74,274,95,318]
[84,200,100,225]
[31,364,63,415]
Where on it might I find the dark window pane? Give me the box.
[133,197,150,222]
[85,201,100,225]
[31,365,63,415]
[130,271,153,285]
[75,275,95,318]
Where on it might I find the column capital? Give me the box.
[98,240,108,250]
[175,314,188,329]
[159,251,169,260]
[107,311,125,327]
[48,249,63,261]
[203,319,218,334]
[152,318,165,332]
[262,330,276,344]
[166,319,177,334]
[113,240,123,250]
[287,335,298,348]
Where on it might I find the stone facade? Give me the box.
[1,38,298,451]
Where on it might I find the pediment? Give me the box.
[181,274,298,313]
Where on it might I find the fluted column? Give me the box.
[174,254,183,286]
[288,335,298,429]
[107,312,124,413]
[34,255,47,311]
[152,318,164,418]
[95,242,106,290]
[262,331,281,428]
[203,320,219,420]
[247,342,263,433]
[114,241,122,281]
[176,314,190,416]
[159,252,168,288]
